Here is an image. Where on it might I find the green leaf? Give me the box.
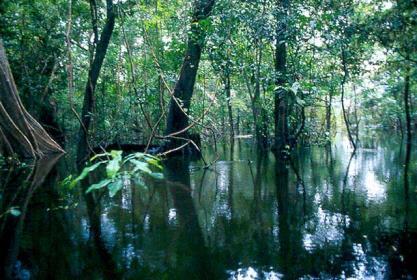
[70,161,105,188]
[60,175,73,188]
[108,179,123,197]
[90,152,111,161]
[86,179,112,193]
[110,150,123,159]
[105,150,123,178]
[146,158,163,170]
[131,159,152,174]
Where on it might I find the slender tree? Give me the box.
[77,0,116,163]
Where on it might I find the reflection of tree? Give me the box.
[250,153,271,265]
[165,158,222,279]
[0,155,62,279]
[275,159,291,276]
[403,141,411,200]
[275,156,308,278]
[83,188,120,279]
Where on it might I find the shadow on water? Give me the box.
[0,155,62,279]
[1,136,417,279]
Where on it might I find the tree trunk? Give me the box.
[404,61,412,144]
[252,43,264,147]
[225,71,234,140]
[341,48,356,150]
[77,0,116,163]
[165,0,216,150]
[236,109,240,136]
[341,82,356,150]
[0,39,64,158]
[326,90,332,135]
[274,0,289,153]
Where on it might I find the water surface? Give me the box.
[1,136,417,279]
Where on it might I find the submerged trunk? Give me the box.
[0,39,64,158]
[274,0,289,153]
[165,0,216,150]
[77,0,116,163]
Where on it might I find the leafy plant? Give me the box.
[67,151,164,197]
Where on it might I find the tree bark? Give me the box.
[165,0,216,150]
[0,39,64,158]
[77,0,116,163]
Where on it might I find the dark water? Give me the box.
[1,136,417,279]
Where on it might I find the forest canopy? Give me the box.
[0,0,416,158]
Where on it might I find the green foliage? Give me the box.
[0,0,415,150]
[67,151,164,198]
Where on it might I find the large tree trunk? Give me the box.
[0,39,64,158]
[77,0,116,163]
[274,0,289,153]
[165,0,216,150]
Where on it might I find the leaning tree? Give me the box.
[0,39,64,158]
[165,0,216,150]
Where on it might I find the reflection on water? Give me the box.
[1,136,417,279]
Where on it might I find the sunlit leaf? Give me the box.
[106,151,122,178]
[70,161,105,188]
[90,152,111,162]
[86,179,112,193]
[131,159,152,174]
[146,158,163,170]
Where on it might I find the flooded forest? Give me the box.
[1,0,417,279]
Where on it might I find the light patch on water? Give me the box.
[228,267,283,280]
[216,161,230,192]
[101,213,117,247]
[81,218,89,240]
[123,243,138,268]
[346,243,388,279]
[303,207,350,252]
[144,214,150,231]
[121,178,131,209]
[168,208,177,224]
[303,233,314,251]
[364,171,386,202]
